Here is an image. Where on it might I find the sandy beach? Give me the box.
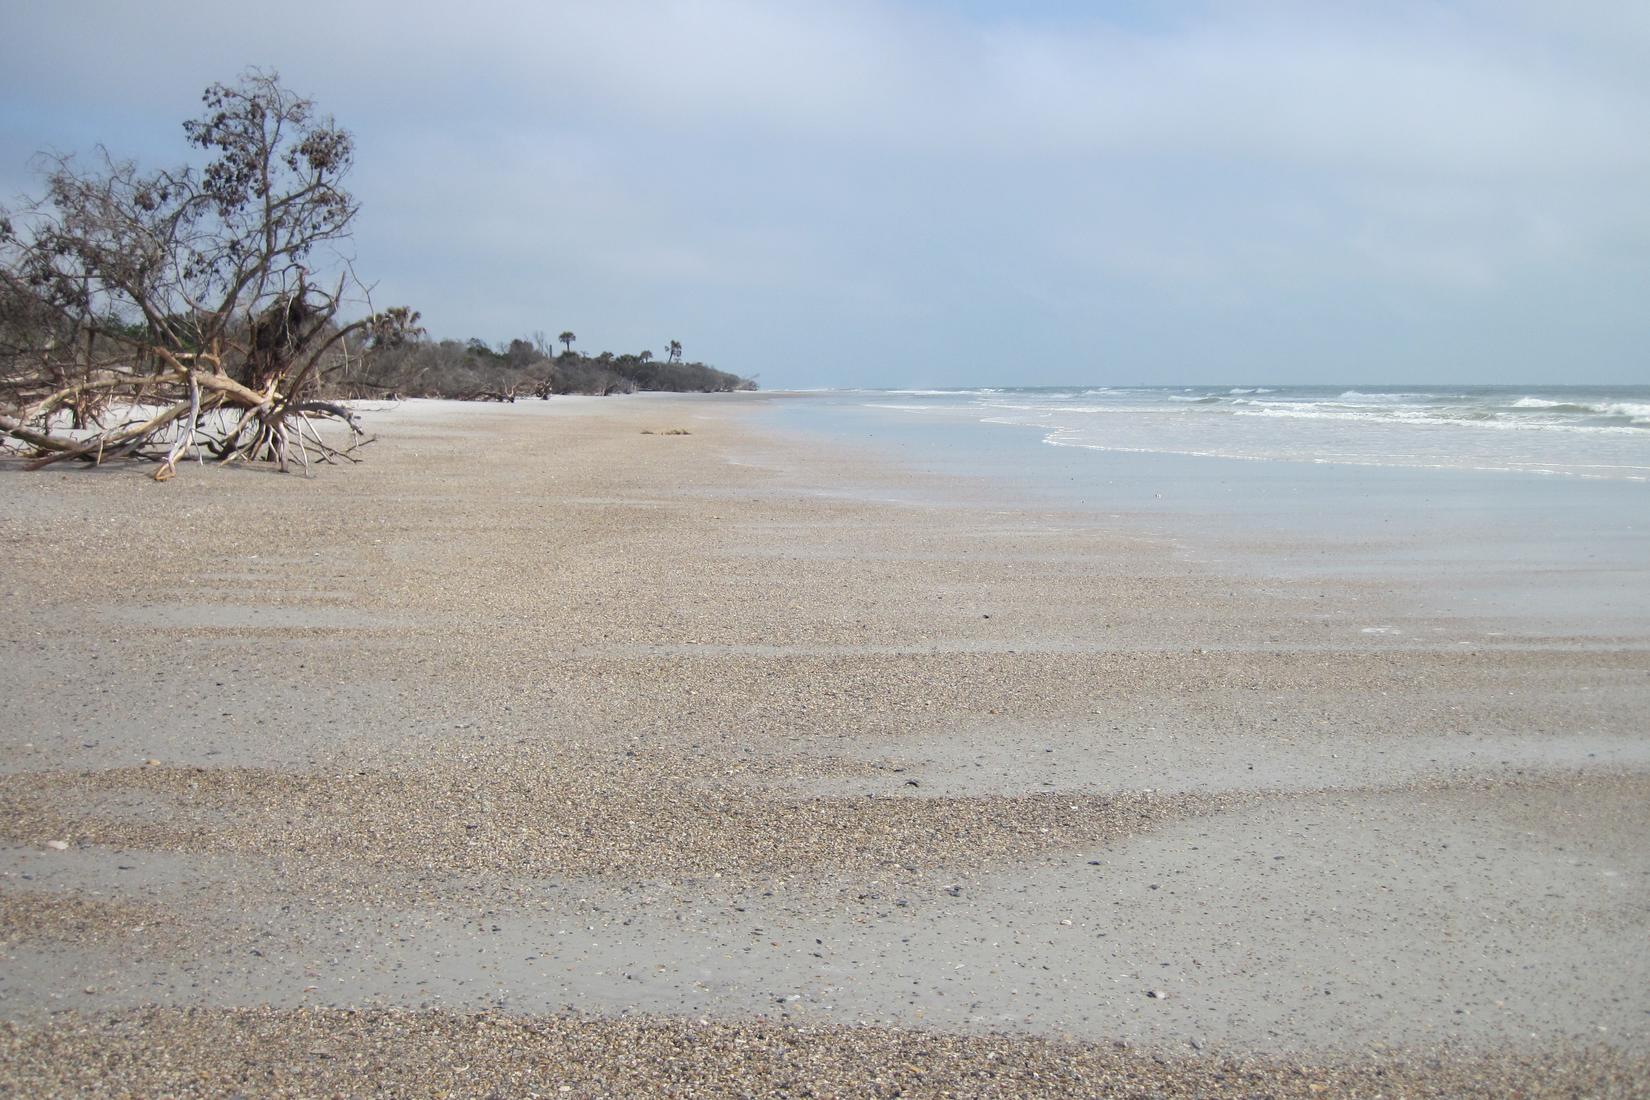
[2,394,1647,1097]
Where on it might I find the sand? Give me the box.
[1,393,1647,1096]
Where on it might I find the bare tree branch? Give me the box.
[0,69,416,478]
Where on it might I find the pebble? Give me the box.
[3,1006,1640,1098]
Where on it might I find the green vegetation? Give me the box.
[336,335,755,401]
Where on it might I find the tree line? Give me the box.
[336,332,754,402]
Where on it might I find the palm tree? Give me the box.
[667,340,682,363]
[558,331,576,353]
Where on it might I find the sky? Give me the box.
[3,1,1648,388]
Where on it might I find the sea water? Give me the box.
[758,385,1650,637]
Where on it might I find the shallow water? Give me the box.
[758,389,1650,637]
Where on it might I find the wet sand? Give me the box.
[1,394,1647,1096]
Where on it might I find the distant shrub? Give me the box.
[327,337,751,399]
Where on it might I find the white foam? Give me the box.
[855,385,1650,483]
[1600,401,1650,421]
[1336,390,1437,402]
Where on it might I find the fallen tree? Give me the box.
[0,70,418,478]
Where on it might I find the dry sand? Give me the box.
[1,393,1647,1097]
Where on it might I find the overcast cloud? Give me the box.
[4,1,1647,386]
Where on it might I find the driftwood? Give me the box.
[454,388,519,403]
[0,70,420,480]
[0,294,401,479]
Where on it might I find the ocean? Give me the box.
[854,384,1650,481]
[758,384,1650,636]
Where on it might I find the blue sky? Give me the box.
[3,1,1648,387]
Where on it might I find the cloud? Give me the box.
[3,1,1649,383]
[428,1,1650,177]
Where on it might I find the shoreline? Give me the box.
[1,395,1646,1094]
[757,390,1650,642]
